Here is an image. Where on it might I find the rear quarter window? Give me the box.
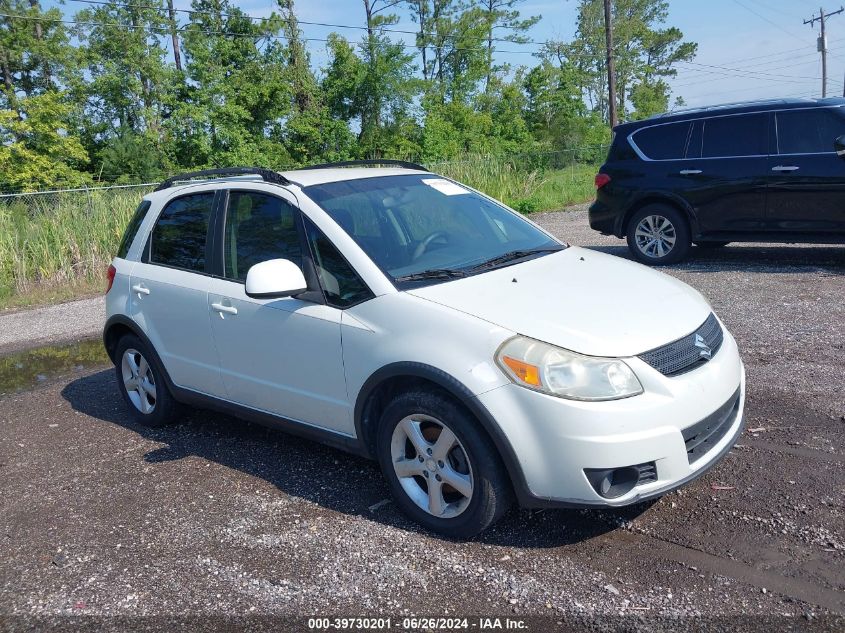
[116,200,151,259]
[631,122,691,160]
[150,193,215,272]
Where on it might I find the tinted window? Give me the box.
[777,108,845,154]
[632,122,691,160]
[150,194,214,272]
[304,219,373,308]
[117,200,150,258]
[702,114,767,157]
[223,192,302,282]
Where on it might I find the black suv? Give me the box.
[589,97,845,264]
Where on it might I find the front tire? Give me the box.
[114,334,181,427]
[626,204,691,265]
[376,390,512,538]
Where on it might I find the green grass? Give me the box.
[0,155,601,309]
[0,186,152,309]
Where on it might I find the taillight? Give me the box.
[595,173,611,189]
[106,264,116,294]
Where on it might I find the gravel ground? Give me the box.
[0,205,843,632]
[0,296,105,355]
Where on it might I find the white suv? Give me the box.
[104,163,745,538]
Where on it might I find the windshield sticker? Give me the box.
[422,178,470,196]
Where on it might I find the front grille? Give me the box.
[682,388,741,465]
[638,313,723,377]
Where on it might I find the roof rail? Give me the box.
[154,167,290,191]
[301,159,427,171]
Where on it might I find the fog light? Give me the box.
[584,466,640,499]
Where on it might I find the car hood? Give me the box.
[406,247,712,358]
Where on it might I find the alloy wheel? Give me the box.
[121,348,157,414]
[390,414,474,519]
[634,214,677,259]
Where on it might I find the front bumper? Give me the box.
[475,328,745,507]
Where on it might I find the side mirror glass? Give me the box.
[835,134,845,158]
[245,259,307,299]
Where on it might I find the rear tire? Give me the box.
[376,390,512,539]
[626,204,691,265]
[695,241,730,249]
[114,334,181,427]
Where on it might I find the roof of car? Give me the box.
[615,97,845,131]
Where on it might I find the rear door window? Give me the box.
[776,107,845,154]
[632,122,691,160]
[701,113,768,158]
[150,193,214,272]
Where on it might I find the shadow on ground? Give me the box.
[582,243,845,274]
[61,369,651,547]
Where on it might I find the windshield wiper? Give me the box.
[394,268,468,282]
[469,247,564,272]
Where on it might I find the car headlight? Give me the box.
[495,336,643,401]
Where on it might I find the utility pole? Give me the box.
[603,0,617,127]
[804,6,843,97]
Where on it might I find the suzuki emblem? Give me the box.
[694,334,712,360]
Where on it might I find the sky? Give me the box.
[44,0,845,109]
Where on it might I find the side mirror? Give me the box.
[245,259,307,299]
[835,135,845,158]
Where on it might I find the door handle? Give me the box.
[679,169,702,175]
[771,165,799,172]
[131,284,150,296]
[211,302,238,315]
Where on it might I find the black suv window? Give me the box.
[777,107,845,154]
[223,191,303,282]
[150,193,214,272]
[632,122,691,160]
[304,219,373,308]
[117,200,150,258]
[702,113,767,157]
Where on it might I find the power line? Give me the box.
[733,0,808,43]
[0,12,545,55]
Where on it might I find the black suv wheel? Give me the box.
[626,204,691,265]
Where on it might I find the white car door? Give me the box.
[206,188,364,435]
[129,190,225,396]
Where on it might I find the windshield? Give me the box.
[303,174,564,286]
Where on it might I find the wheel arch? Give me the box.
[616,194,699,238]
[354,362,532,503]
[103,315,176,392]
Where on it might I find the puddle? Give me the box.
[0,338,110,397]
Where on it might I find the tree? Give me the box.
[565,0,696,122]
[476,0,539,95]
[0,92,90,191]
[172,0,291,168]
[0,1,78,111]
